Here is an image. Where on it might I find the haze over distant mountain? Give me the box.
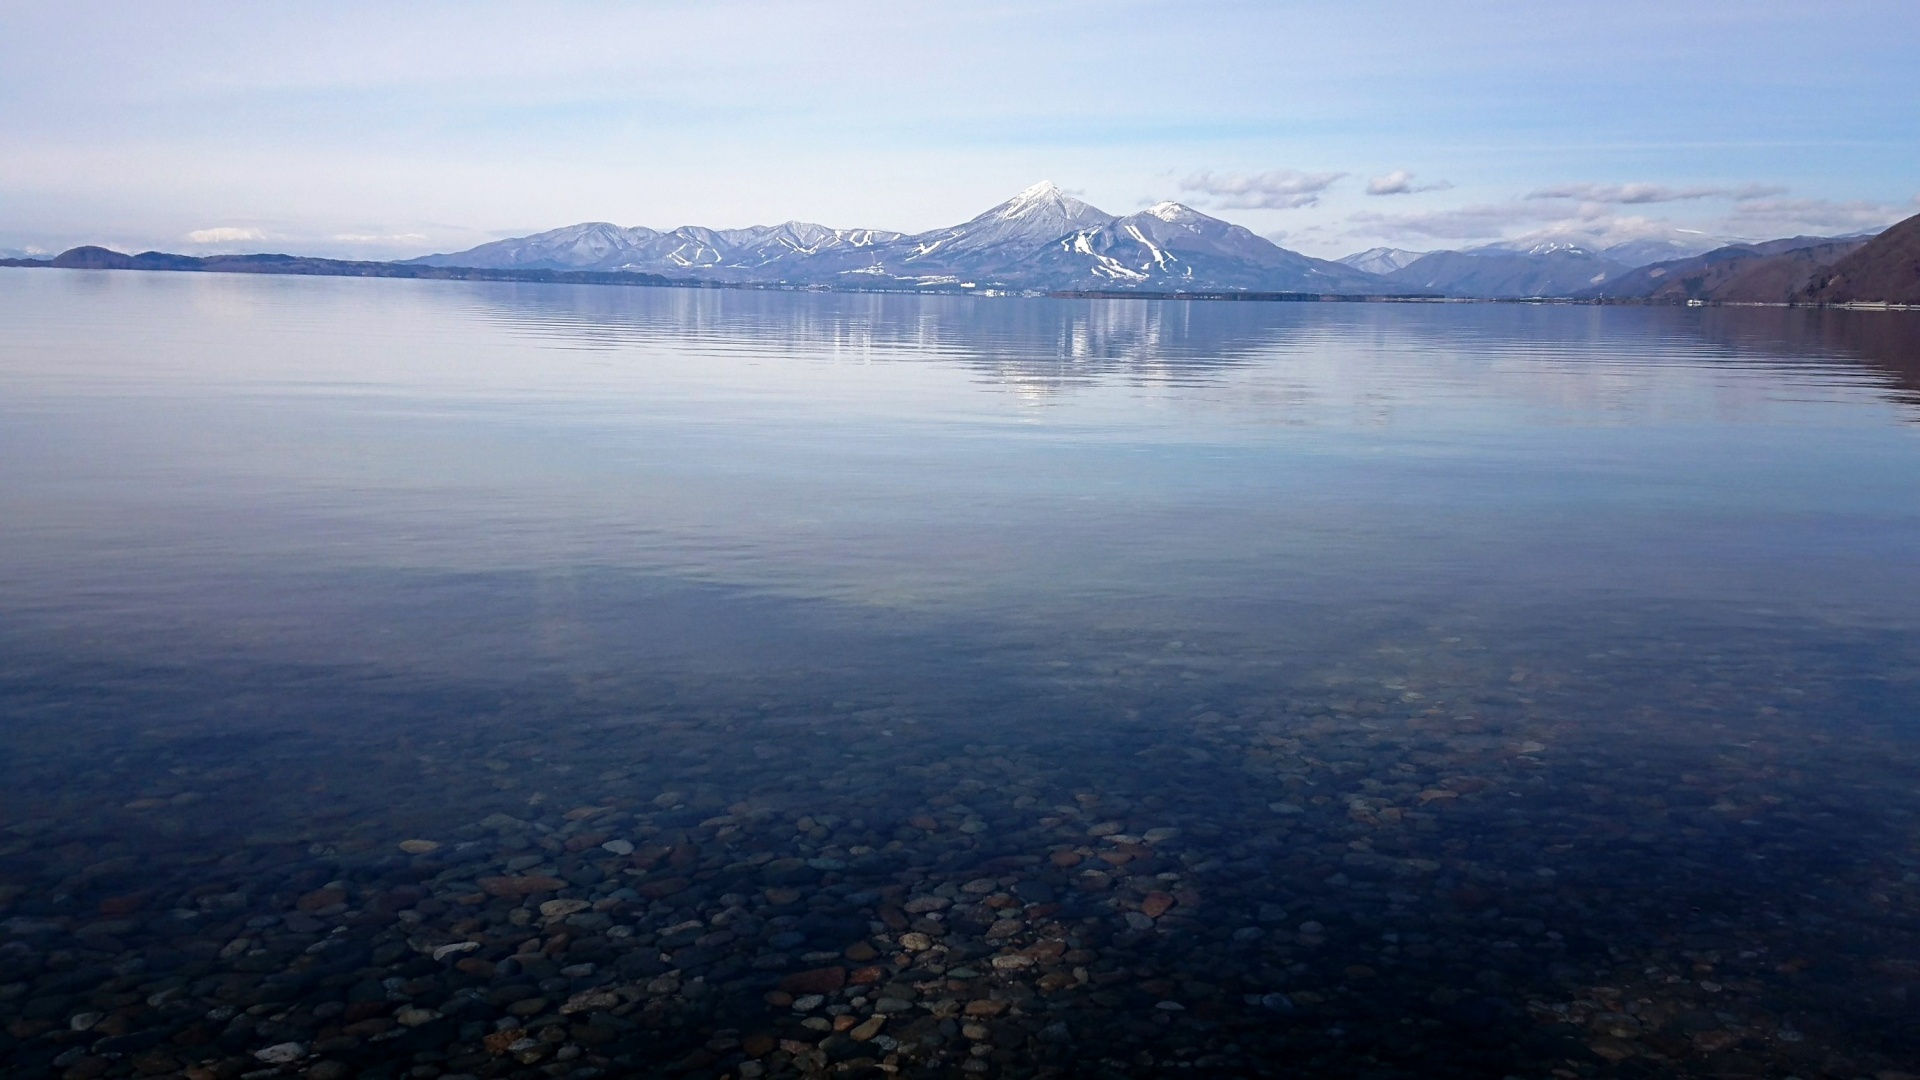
[1374,246,1629,298]
[412,220,904,278]
[1594,234,1725,268]
[413,182,1403,294]
[1339,232,1728,299]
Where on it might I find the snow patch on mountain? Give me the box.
[1336,247,1428,275]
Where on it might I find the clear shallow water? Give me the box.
[1,270,1918,1079]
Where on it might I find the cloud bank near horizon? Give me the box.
[0,1,1915,260]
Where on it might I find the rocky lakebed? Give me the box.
[2,620,1917,1080]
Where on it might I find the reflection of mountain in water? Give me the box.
[1688,307,1920,408]
[452,282,1920,417]
[459,283,1319,391]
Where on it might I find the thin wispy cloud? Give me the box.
[1527,182,1787,204]
[1181,170,1345,210]
[1365,170,1451,196]
[1348,198,1720,251]
[1348,201,1565,241]
[1351,178,1909,250]
[1503,214,1715,250]
[1719,197,1904,233]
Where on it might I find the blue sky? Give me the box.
[2,0,1916,259]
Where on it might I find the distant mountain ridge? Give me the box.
[0,245,682,288]
[413,182,1400,294]
[1347,234,1729,299]
[1346,228,1898,301]
[1379,247,1629,299]
[423,220,905,276]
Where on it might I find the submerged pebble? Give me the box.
[1,621,1917,1079]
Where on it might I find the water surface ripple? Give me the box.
[2,270,1918,1079]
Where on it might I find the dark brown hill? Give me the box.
[1581,236,1870,302]
[1798,211,1920,305]
[1711,241,1870,302]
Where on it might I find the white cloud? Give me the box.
[1365,169,1451,196]
[1180,169,1345,210]
[185,226,266,244]
[332,232,429,244]
[1527,181,1786,204]
[1502,214,1714,250]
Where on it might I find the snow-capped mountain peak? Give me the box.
[999,180,1068,213]
[1471,238,1599,258]
[889,182,1115,268]
[1143,201,1204,224]
[978,181,1110,228]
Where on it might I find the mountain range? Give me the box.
[12,181,1912,303]
[421,182,1830,299]
[1336,236,1730,299]
[413,182,1400,295]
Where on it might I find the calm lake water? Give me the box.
[2,269,1918,1079]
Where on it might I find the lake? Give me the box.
[2,269,1918,1078]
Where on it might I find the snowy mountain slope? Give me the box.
[410,182,1410,293]
[1337,247,1428,275]
[409,221,903,279]
[1019,202,1393,291]
[718,222,903,271]
[1474,231,1725,267]
[411,222,663,271]
[877,181,1115,273]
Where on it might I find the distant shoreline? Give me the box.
[2,248,1913,309]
